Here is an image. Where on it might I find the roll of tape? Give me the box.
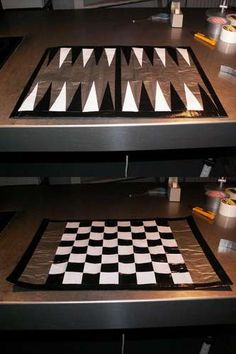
[219,198,236,218]
[220,25,236,43]
[226,13,236,26]
[225,187,236,199]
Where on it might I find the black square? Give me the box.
[85,255,102,263]
[79,221,92,227]
[103,246,118,255]
[118,226,131,232]
[170,263,189,273]
[54,254,70,263]
[118,239,133,246]
[46,273,65,286]
[136,262,153,272]
[66,262,84,272]
[132,232,146,240]
[119,254,135,263]
[88,239,103,247]
[59,240,74,247]
[164,246,180,254]
[72,246,88,254]
[160,233,174,239]
[151,254,168,263]
[119,273,136,285]
[147,239,162,247]
[91,226,104,233]
[105,220,117,227]
[104,232,117,240]
[101,263,118,272]
[76,233,90,240]
[82,273,100,285]
[144,226,158,232]
[155,273,174,285]
[65,227,78,234]
[131,220,144,226]
[133,246,149,254]
[156,219,169,226]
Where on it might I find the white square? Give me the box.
[136,271,156,285]
[61,233,77,241]
[161,239,178,247]
[103,239,118,248]
[134,253,152,264]
[84,262,101,274]
[63,271,83,284]
[118,245,133,255]
[152,262,171,274]
[66,222,79,228]
[49,262,68,275]
[143,220,156,227]
[74,239,89,247]
[92,221,105,227]
[104,226,117,233]
[172,272,193,284]
[133,239,148,248]
[102,254,118,264]
[119,262,136,274]
[158,226,172,233]
[99,272,119,284]
[56,246,73,255]
[90,232,103,241]
[87,246,102,256]
[78,226,91,234]
[118,232,132,240]
[118,221,131,227]
[146,232,160,240]
[166,254,184,264]
[131,226,145,233]
[149,245,165,254]
[69,253,86,263]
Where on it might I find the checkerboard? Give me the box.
[47,219,193,287]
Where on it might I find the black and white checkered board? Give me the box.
[47,219,192,288]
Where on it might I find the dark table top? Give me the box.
[0,8,236,152]
[0,182,236,330]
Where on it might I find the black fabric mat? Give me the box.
[12,46,227,119]
[0,211,15,233]
[8,216,232,290]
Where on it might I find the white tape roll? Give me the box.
[225,187,236,199]
[226,13,236,26]
[220,25,236,43]
[219,198,236,218]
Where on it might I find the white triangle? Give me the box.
[133,47,143,66]
[50,82,67,112]
[177,48,191,66]
[155,81,171,111]
[122,81,138,112]
[59,47,71,68]
[18,83,39,111]
[154,48,166,67]
[82,48,93,67]
[105,48,116,66]
[83,82,99,112]
[184,84,203,111]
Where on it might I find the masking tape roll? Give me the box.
[226,13,236,26]
[225,187,236,199]
[219,198,236,218]
[220,25,236,43]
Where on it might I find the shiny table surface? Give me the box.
[0,183,236,330]
[0,8,236,152]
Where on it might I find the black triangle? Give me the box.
[167,47,179,66]
[67,84,82,112]
[94,47,104,65]
[34,84,51,112]
[47,48,59,66]
[122,47,132,65]
[170,83,186,112]
[100,83,114,112]
[144,46,153,65]
[72,47,82,65]
[198,84,219,117]
[139,82,154,112]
